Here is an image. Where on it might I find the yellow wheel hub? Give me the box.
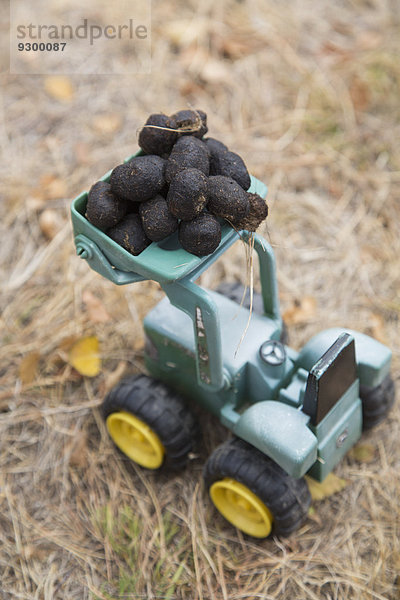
[210,478,274,538]
[106,411,165,469]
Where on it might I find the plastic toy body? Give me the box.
[143,264,391,482]
[71,158,395,537]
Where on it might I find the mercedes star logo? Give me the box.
[259,340,286,366]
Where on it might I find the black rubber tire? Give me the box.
[102,374,198,470]
[203,437,311,537]
[360,374,396,430]
[216,281,264,314]
[215,281,289,344]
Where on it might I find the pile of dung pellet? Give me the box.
[85,109,268,257]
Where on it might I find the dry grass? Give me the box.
[1,0,400,598]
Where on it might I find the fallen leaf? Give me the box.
[19,352,40,384]
[32,174,67,201]
[350,76,370,112]
[92,113,122,134]
[163,19,208,47]
[44,76,74,102]
[47,179,66,199]
[58,336,79,353]
[23,544,50,561]
[179,79,204,98]
[214,33,258,60]
[320,41,353,63]
[82,290,111,324]
[306,472,348,501]
[200,59,230,84]
[26,196,46,212]
[282,296,317,325]
[39,209,64,240]
[68,336,101,377]
[348,443,376,463]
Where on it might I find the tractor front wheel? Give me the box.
[360,374,396,430]
[203,438,311,538]
[102,374,198,470]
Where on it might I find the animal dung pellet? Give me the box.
[179,213,221,257]
[165,136,210,183]
[139,195,179,241]
[171,109,208,138]
[204,137,228,154]
[204,137,228,174]
[213,150,251,191]
[208,175,250,226]
[86,181,129,231]
[107,213,151,256]
[167,168,208,221]
[235,193,269,231]
[110,155,166,202]
[138,113,178,156]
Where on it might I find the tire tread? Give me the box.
[103,374,198,469]
[203,437,311,537]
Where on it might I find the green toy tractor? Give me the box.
[71,160,395,538]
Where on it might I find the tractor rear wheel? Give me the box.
[360,374,396,430]
[216,281,264,314]
[102,374,197,470]
[215,281,288,343]
[203,437,311,538]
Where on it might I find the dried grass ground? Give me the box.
[1,1,400,598]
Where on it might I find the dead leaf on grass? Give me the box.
[42,175,68,199]
[23,544,50,561]
[19,351,40,384]
[306,472,348,501]
[92,113,122,134]
[32,174,67,202]
[39,209,64,240]
[82,290,111,324]
[179,79,204,98]
[282,296,317,325]
[163,19,208,47]
[68,336,101,377]
[58,336,79,353]
[200,59,230,84]
[44,76,75,102]
[350,76,370,112]
[349,443,376,463]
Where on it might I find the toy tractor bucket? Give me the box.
[70,152,268,285]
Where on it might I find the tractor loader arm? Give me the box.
[241,232,281,322]
[161,279,225,392]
